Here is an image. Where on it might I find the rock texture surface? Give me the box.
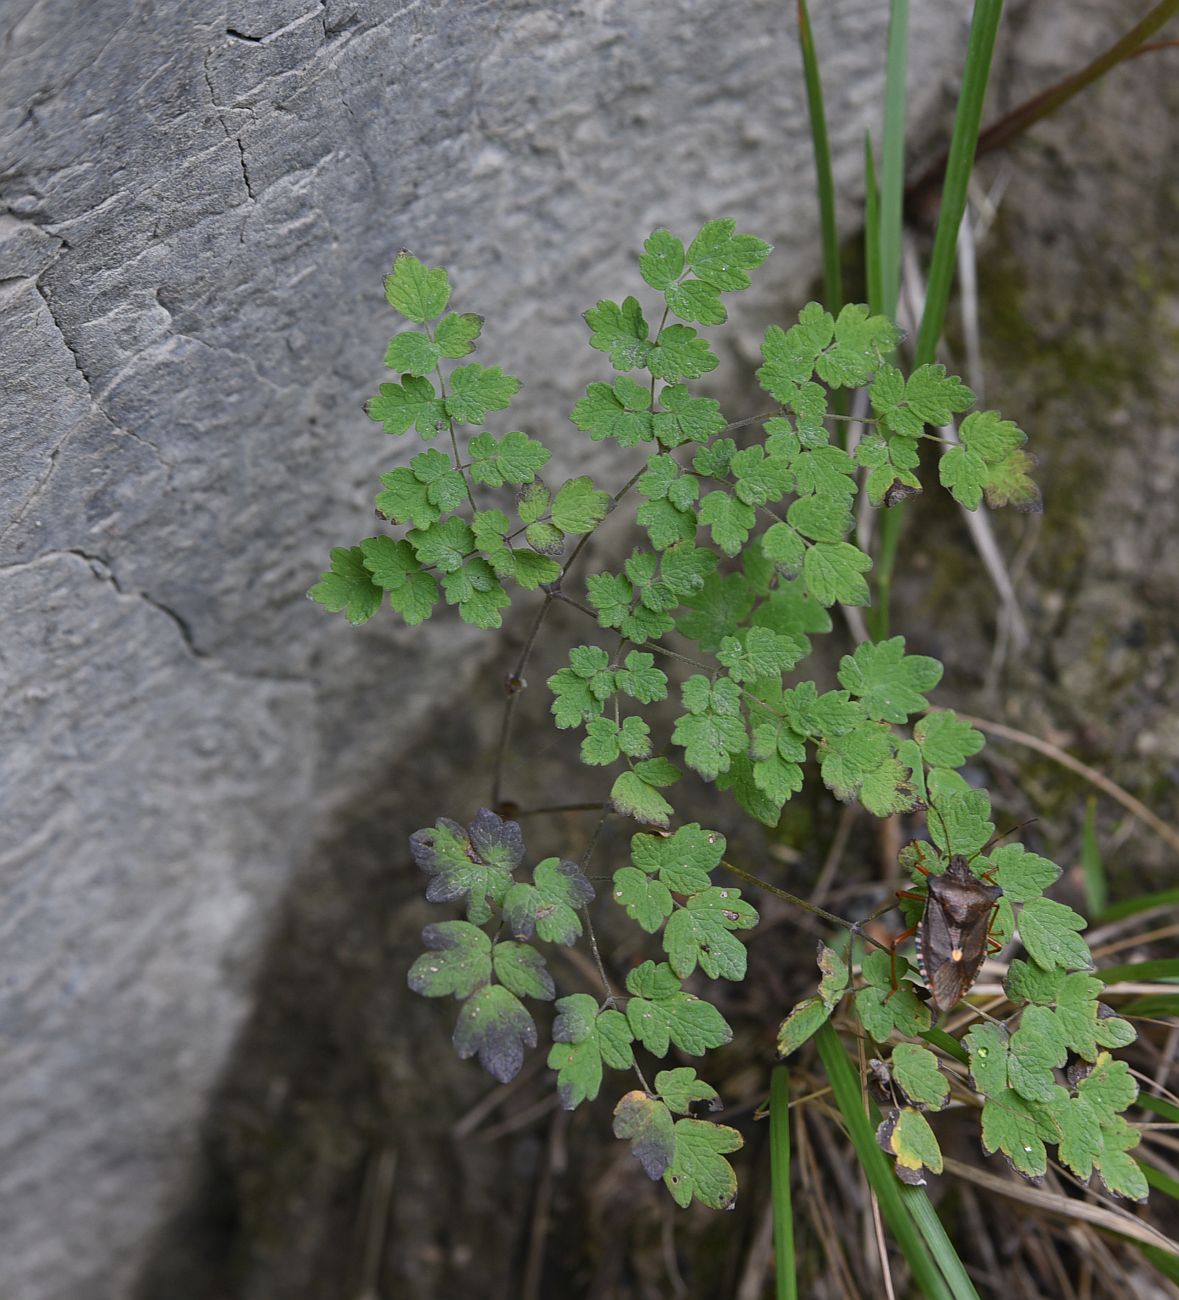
[4,1,1177,1297]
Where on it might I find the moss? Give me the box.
[972,211,1159,405]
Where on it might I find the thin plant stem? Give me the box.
[514,801,609,819]
[577,808,655,1094]
[435,361,478,511]
[718,858,890,954]
[490,593,553,809]
[489,457,656,810]
[907,1,1179,208]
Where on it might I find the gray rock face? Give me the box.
[15,2,1175,1297]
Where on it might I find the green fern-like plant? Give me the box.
[311,225,1144,1208]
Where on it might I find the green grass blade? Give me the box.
[1096,887,1179,924]
[872,0,1002,638]
[913,0,1004,366]
[1119,993,1179,1018]
[1081,796,1107,915]
[879,0,909,323]
[1135,1165,1179,1284]
[920,1026,969,1066]
[815,1022,954,1300]
[797,0,842,315]
[864,131,883,315]
[899,1185,982,1300]
[770,1065,798,1300]
[1141,1159,1179,1201]
[964,0,1179,166]
[870,0,910,639]
[1136,1093,1179,1123]
[1142,1243,1179,1285]
[1099,958,1179,985]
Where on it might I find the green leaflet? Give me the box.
[663,1118,743,1209]
[625,961,733,1056]
[309,545,384,625]
[878,1107,944,1183]
[663,887,758,980]
[777,942,849,1056]
[453,985,536,1084]
[384,251,451,322]
[547,994,635,1108]
[614,1091,676,1179]
[503,857,596,946]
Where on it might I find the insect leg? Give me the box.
[910,843,933,878]
[984,898,1004,954]
[884,924,918,1003]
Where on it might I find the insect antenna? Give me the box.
[969,816,1039,866]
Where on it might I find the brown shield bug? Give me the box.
[888,820,1031,1016]
[911,853,1003,1015]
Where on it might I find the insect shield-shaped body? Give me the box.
[915,854,1002,1016]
